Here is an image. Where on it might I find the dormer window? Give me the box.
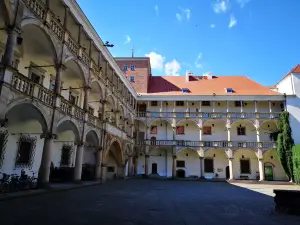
[182,88,190,93]
[225,88,233,93]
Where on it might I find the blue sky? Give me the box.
[77,0,300,86]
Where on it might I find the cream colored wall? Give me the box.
[233,150,259,180]
[264,149,288,181]
[148,148,168,176]
[176,149,200,177]
[0,121,44,176]
[204,150,228,179]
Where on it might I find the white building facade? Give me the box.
[0,0,299,184]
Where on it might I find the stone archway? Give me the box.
[1,103,48,175]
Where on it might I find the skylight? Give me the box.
[225,88,233,93]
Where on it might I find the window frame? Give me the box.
[176,101,184,106]
[202,101,211,106]
[150,126,158,134]
[130,65,135,71]
[204,158,214,173]
[130,76,134,82]
[176,160,185,168]
[151,101,158,106]
[15,135,37,168]
[176,126,185,135]
[235,101,242,107]
[124,65,128,71]
[237,127,246,136]
[203,126,212,135]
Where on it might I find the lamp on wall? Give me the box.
[242,155,244,158]
[212,124,215,127]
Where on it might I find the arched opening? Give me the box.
[88,81,104,118]
[204,149,228,179]
[259,120,278,142]
[176,148,199,178]
[51,120,79,182]
[233,149,258,180]
[15,23,57,90]
[231,120,256,142]
[105,95,116,124]
[105,141,123,180]
[149,119,173,141]
[263,149,288,181]
[1,103,48,175]
[61,60,86,109]
[176,119,199,141]
[202,119,227,144]
[82,130,99,180]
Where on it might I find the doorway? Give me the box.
[264,165,274,181]
[225,166,230,179]
[176,169,185,178]
[151,163,158,174]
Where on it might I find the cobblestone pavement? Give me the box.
[0,179,298,225]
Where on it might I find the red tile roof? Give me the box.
[143,75,279,95]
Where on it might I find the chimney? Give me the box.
[185,71,193,82]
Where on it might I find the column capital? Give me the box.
[199,156,204,159]
[83,85,91,91]
[75,141,85,146]
[40,133,57,140]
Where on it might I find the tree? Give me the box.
[276,111,294,181]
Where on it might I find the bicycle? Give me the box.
[0,172,10,193]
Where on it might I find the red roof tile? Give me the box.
[143,76,279,95]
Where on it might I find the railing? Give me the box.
[87,113,102,127]
[136,140,276,149]
[60,98,72,114]
[37,86,54,106]
[66,34,79,55]
[80,51,90,67]
[136,111,281,119]
[24,0,46,19]
[11,72,35,96]
[74,106,84,120]
[49,12,64,40]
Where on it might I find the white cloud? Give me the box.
[176,8,191,22]
[145,52,165,70]
[176,13,183,21]
[228,15,237,28]
[165,59,181,76]
[195,53,203,69]
[236,0,251,8]
[124,35,131,44]
[154,5,159,16]
[213,0,230,13]
[210,24,216,28]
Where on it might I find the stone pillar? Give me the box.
[144,154,149,177]
[3,28,18,66]
[229,158,234,180]
[199,157,204,178]
[83,86,90,111]
[259,159,265,181]
[74,143,84,181]
[94,149,102,180]
[63,6,69,29]
[172,155,176,178]
[128,155,133,177]
[54,65,63,95]
[134,156,138,176]
[38,136,54,187]
[101,163,107,183]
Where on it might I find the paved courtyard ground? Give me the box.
[0,179,299,225]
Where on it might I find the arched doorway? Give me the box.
[151,163,158,174]
[104,140,123,180]
[176,169,185,178]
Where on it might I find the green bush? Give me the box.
[293,145,300,184]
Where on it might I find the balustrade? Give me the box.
[11,72,35,96]
[37,86,54,106]
[66,34,80,55]
[24,0,45,19]
[60,98,72,115]
[80,51,90,67]
[74,106,84,120]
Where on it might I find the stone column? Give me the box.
[54,65,63,95]
[144,154,149,177]
[229,158,234,180]
[38,135,54,187]
[94,149,102,180]
[128,155,133,177]
[172,155,176,178]
[101,163,107,183]
[199,157,204,178]
[74,143,84,181]
[3,28,18,66]
[258,159,265,181]
[134,156,138,176]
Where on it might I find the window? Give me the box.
[69,95,77,105]
[176,160,185,168]
[49,77,55,90]
[61,145,71,166]
[130,76,134,82]
[31,72,41,84]
[182,88,189,93]
[88,106,94,115]
[225,88,233,93]
[240,159,251,174]
[176,101,184,106]
[150,126,157,134]
[235,101,242,107]
[202,101,210,106]
[204,158,214,173]
[203,126,212,135]
[16,136,36,166]
[151,101,158,106]
[176,126,185,135]
[237,127,246,136]
[124,65,128,71]
[130,65,135,71]
[107,166,115,172]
